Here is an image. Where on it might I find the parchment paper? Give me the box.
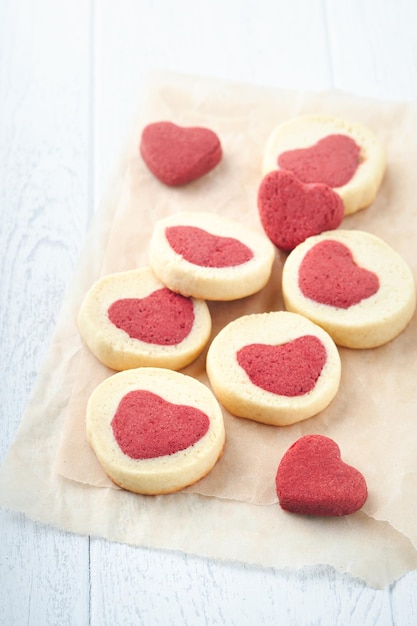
[1,71,417,588]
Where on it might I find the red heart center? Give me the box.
[237,335,327,396]
[298,240,380,308]
[140,121,222,186]
[166,225,254,267]
[257,170,344,252]
[107,288,194,344]
[278,134,361,188]
[276,434,368,516]
[111,390,210,459]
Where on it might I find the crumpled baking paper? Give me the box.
[1,70,417,589]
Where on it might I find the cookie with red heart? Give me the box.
[78,267,211,371]
[276,434,368,516]
[140,121,222,186]
[149,211,275,300]
[86,367,225,494]
[282,229,416,348]
[257,169,344,251]
[206,311,341,426]
[262,115,386,215]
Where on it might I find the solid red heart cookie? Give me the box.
[278,134,361,188]
[140,121,222,186]
[276,434,368,516]
[236,335,327,397]
[107,288,194,345]
[165,225,254,267]
[298,239,380,308]
[111,389,210,459]
[257,170,344,252]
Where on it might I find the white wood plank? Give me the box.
[390,570,417,624]
[0,0,93,461]
[88,2,395,625]
[0,0,92,623]
[325,0,417,100]
[1,512,90,626]
[2,0,417,624]
[90,539,395,626]
[325,1,417,622]
[93,0,331,195]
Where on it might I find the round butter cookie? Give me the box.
[78,267,211,371]
[206,311,341,426]
[262,115,386,215]
[86,367,226,495]
[282,230,416,349]
[149,211,275,300]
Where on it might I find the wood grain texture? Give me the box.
[93,0,331,193]
[1,512,90,626]
[1,0,417,624]
[90,539,396,626]
[0,0,92,624]
[0,0,93,460]
[325,0,417,101]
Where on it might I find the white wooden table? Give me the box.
[1,1,417,623]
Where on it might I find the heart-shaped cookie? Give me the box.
[78,267,211,371]
[111,389,210,459]
[140,121,222,186]
[276,434,368,516]
[107,288,194,344]
[278,134,361,188]
[257,170,344,252]
[262,115,386,215]
[298,239,379,308]
[206,311,341,426]
[236,335,327,397]
[86,367,225,494]
[282,230,416,348]
[149,212,275,301]
[166,225,254,268]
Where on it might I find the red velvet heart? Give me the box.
[236,335,327,396]
[298,239,380,308]
[278,134,361,188]
[276,434,368,516]
[257,170,344,252]
[111,390,210,459]
[107,288,194,345]
[140,121,222,186]
[166,225,254,267]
